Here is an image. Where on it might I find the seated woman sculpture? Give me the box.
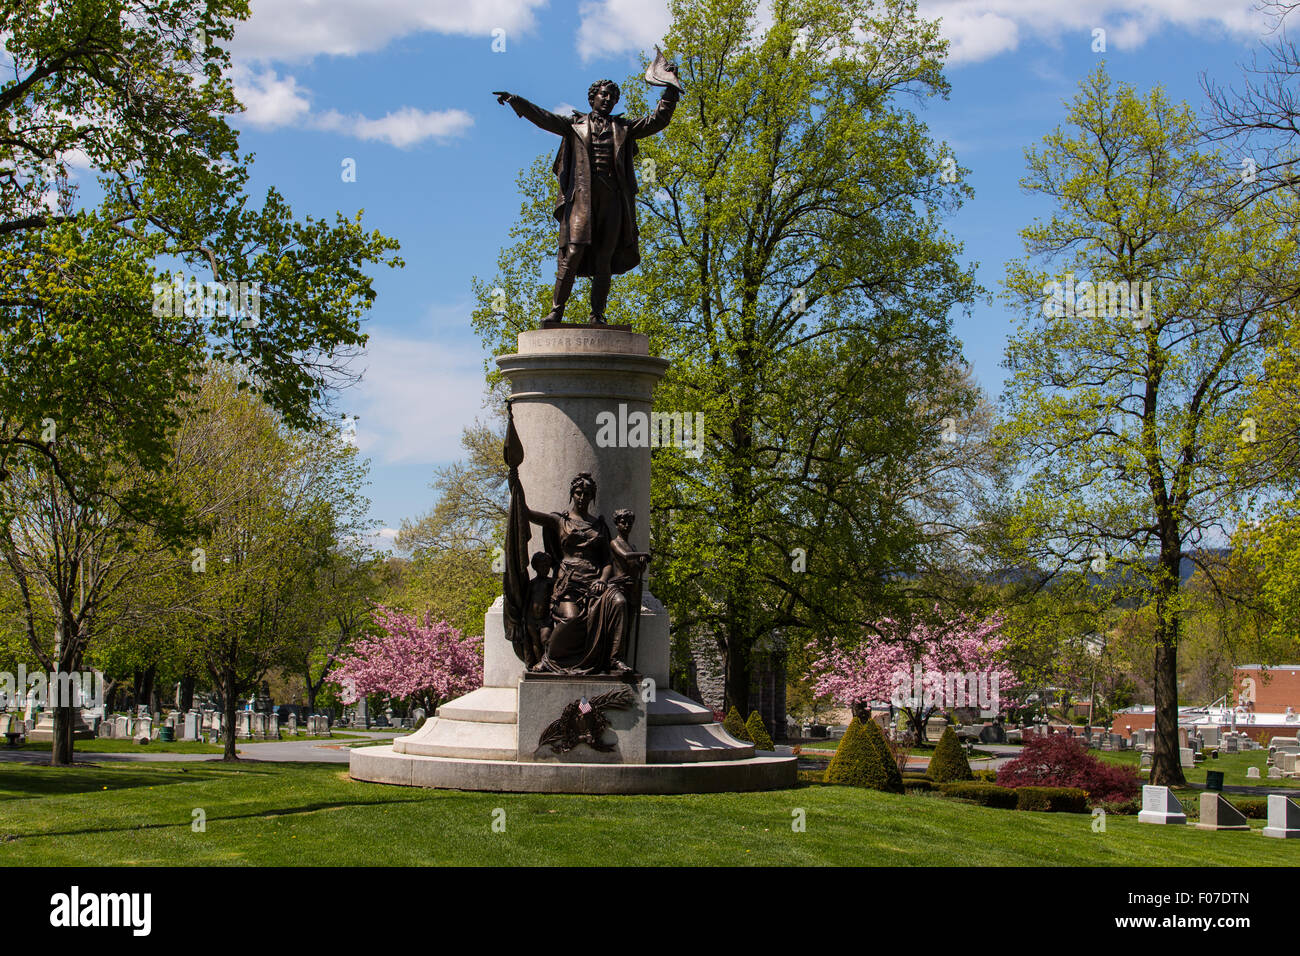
[518,472,633,675]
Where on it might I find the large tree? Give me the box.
[472,0,979,713]
[998,66,1296,785]
[0,1,399,763]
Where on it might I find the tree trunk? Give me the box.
[49,619,76,766]
[724,637,749,717]
[222,670,240,762]
[1150,641,1185,785]
[179,673,195,712]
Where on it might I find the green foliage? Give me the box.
[937,782,1019,809]
[745,710,774,750]
[861,718,905,794]
[826,717,903,794]
[997,64,1297,784]
[1014,787,1089,814]
[927,725,973,783]
[723,706,750,741]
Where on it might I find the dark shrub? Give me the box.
[902,777,935,792]
[826,717,903,792]
[997,734,1139,803]
[860,717,905,793]
[938,782,1019,809]
[928,726,973,783]
[745,710,774,750]
[1229,797,1269,819]
[1015,786,1089,813]
[723,706,750,742]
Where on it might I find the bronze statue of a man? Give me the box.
[493,58,682,324]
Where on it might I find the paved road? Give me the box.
[0,731,404,766]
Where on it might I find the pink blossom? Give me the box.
[808,612,1017,732]
[328,607,483,709]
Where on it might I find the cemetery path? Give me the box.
[0,731,404,766]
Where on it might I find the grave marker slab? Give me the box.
[1246,766,1261,779]
[1262,794,1300,839]
[1138,785,1187,825]
[1196,793,1250,831]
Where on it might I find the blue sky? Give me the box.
[212,0,1280,543]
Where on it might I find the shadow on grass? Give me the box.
[0,759,335,800]
[0,765,197,800]
[3,796,428,842]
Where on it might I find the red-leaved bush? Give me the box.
[996,734,1139,803]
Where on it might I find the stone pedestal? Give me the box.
[517,678,646,764]
[351,327,795,794]
[26,708,95,742]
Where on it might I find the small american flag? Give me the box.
[578,698,592,714]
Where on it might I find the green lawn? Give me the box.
[16,740,224,754]
[1096,749,1300,789]
[0,761,1295,866]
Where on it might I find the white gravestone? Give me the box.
[1179,747,1194,769]
[1138,785,1187,825]
[1196,792,1250,831]
[1262,794,1300,839]
[1246,766,1260,779]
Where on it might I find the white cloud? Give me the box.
[230,63,312,128]
[312,106,474,148]
[576,0,671,63]
[352,331,492,466]
[917,1,1268,66]
[231,0,548,62]
[572,0,1269,66]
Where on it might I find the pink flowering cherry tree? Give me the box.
[328,607,483,714]
[809,611,1015,742]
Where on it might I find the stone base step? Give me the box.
[351,745,796,794]
[646,690,714,726]
[436,687,518,724]
[648,723,755,762]
[393,717,517,760]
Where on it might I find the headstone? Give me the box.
[114,715,131,738]
[1201,726,1221,747]
[1268,766,1283,779]
[97,720,114,739]
[1262,794,1300,839]
[1177,726,1189,749]
[135,716,153,741]
[1246,766,1260,779]
[1179,747,1194,769]
[411,708,426,727]
[287,713,298,734]
[1225,735,1240,754]
[237,711,253,739]
[183,711,202,741]
[1138,785,1187,825]
[268,714,279,738]
[1196,792,1250,831]
[1139,752,1152,769]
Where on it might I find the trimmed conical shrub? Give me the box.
[860,716,905,793]
[745,710,774,750]
[825,717,903,792]
[723,706,751,741]
[928,725,973,783]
